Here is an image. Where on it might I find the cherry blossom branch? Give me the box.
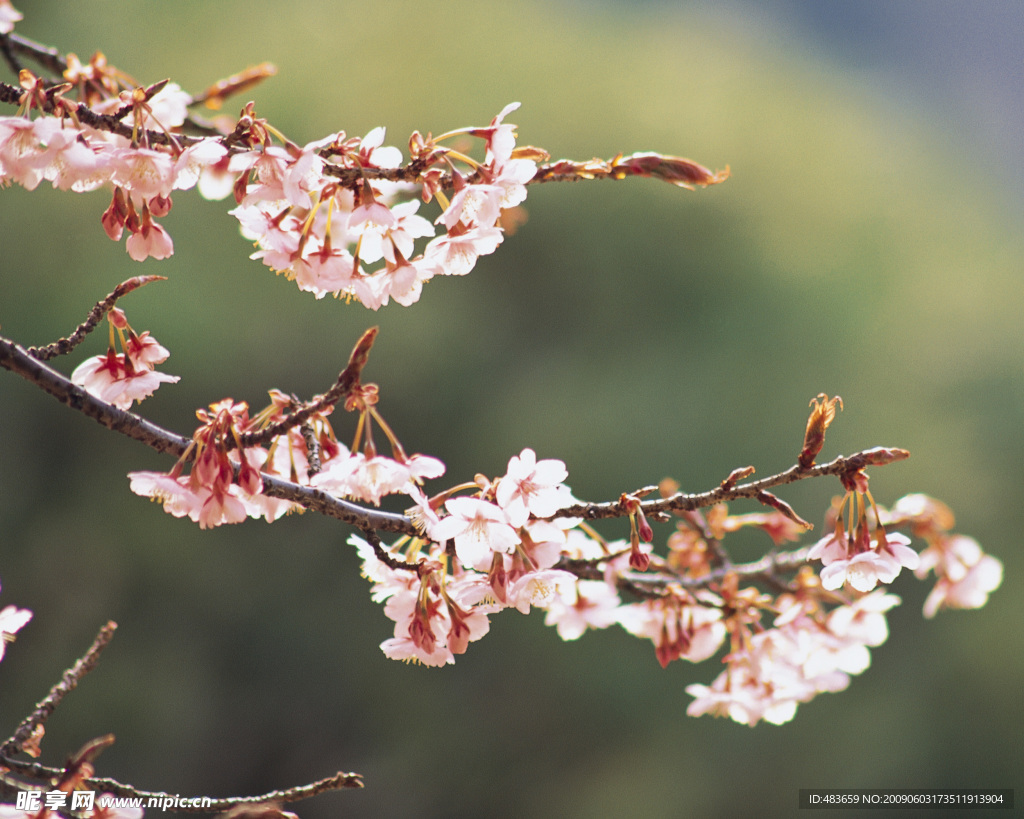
[554,447,910,523]
[557,543,814,593]
[0,70,729,198]
[0,333,192,457]
[0,326,910,544]
[0,333,413,533]
[0,622,117,758]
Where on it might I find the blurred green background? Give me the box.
[1,1,1020,817]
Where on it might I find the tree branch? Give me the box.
[554,450,908,522]
[0,333,417,534]
[0,757,363,812]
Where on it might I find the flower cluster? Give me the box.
[0,47,536,303]
[70,307,179,410]
[686,587,900,726]
[229,101,535,309]
[349,447,591,666]
[0,75,204,261]
[0,5,1003,739]
[128,398,273,529]
[112,358,1001,725]
[886,494,1003,618]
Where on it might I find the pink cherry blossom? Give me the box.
[479,101,521,165]
[826,590,901,647]
[820,550,902,593]
[355,126,403,170]
[617,597,726,666]
[292,243,357,298]
[920,538,1003,618]
[145,82,191,129]
[495,448,572,527]
[506,568,576,614]
[348,533,420,602]
[312,451,443,505]
[0,598,32,663]
[490,156,536,209]
[423,225,503,277]
[127,470,252,529]
[71,350,179,409]
[173,138,229,192]
[40,126,104,192]
[128,471,206,520]
[686,661,801,727]
[0,116,61,190]
[126,219,174,261]
[543,579,622,640]
[813,531,919,593]
[436,181,504,231]
[0,1,22,34]
[111,146,176,204]
[431,496,520,570]
[380,583,458,666]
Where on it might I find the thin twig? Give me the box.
[362,528,421,573]
[25,276,166,361]
[1,622,118,757]
[0,32,67,77]
[552,452,904,522]
[238,327,378,450]
[0,758,363,812]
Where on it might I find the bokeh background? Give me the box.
[1,1,1021,816]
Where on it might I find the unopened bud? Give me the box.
[799,393,842,469]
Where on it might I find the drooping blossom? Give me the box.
[916,535,1003,618]
[543,579,622,640]
[618,593,726,667]
[810,530,919,593]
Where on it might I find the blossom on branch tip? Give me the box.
[0,583,32,663]
[0,1,22,34]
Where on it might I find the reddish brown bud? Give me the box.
[799,393,842,468]
[510,145,551,163]
[721,465,755,491]
[197,62,278,111]
[755,490,813,530]
[611,152,730,189]
[336,326,378,399]
[855,446,911,467]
